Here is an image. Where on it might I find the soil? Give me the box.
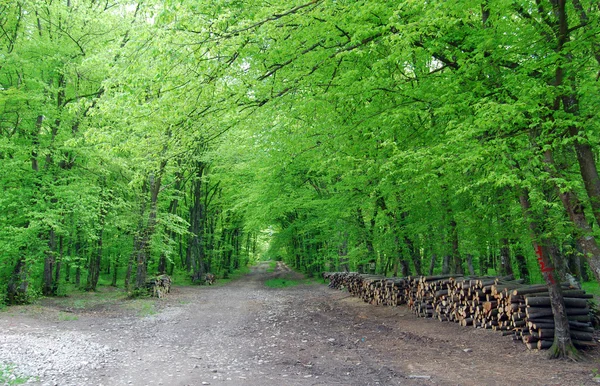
[2,262,600,386]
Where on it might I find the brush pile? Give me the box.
[323,272,596,350]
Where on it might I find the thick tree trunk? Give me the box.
[519,191,579,360]
[551,0,600,226]
[572,140,600,227]
[543,150,600,282]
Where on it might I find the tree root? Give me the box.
[547,343,582,361]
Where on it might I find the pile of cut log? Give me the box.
[323,272,596,350]
[146,274,172,298]
[323,272,408,306]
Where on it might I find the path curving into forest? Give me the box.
[1,263,599,385]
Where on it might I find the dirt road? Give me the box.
[1,262,599,385]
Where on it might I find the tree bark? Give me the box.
[53,235,63,294]
[519,190,578,360]
[135,167,164,291]
[499,237,513,276]
[188,162,206,282]
[86,182,108,291]
[7,251,28,305]
[158,169,182,274]
[514,248,530,283]
[550,0,600,227]
[543,150,600,283]
[466,254,475,275]
[441,255,450,275]
[428,253,436,276]
[111,253,120,287]
[42,228,57,296]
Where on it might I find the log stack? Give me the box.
[146,274,171,298]
[323,272,408,306]
[510,286,594,349]
[323,271,596,351]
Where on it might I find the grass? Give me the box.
[122,299,157,317]
[581,281,600,298]
[48,285,127,310]
[212,266,251,286]
[264,275,321,288]
[0,364,29,385]
[57,311,78,321]
[266,260,277,273]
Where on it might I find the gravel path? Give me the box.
[1,263,599,385]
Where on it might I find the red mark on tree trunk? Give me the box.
[535,245,556,284]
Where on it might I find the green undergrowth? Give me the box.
[212,266,252,286]
[0,364,29,385]
[266,260,277,273]
[264,275,320,288]
[123,300,157,317]
[582,281,600,296]
[48,285,127,310]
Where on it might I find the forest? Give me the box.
[1,0,600,359]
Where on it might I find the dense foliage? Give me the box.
[1,0,599,357]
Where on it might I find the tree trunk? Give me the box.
[74,233,82,286]
[499,237,513,276]
[124,248,135,289]
[338,231,349,272]
[7,252,28,305]
[519,191,579,360]
[442,255,450,275]
[428,253,436,276]
[466,254,475,275]
[86,183,108,291]
[399,259,409,277]
[53,235,63,294]
[356,207,376,260]
[42,228,57,296]
[514,248,530,283]
[158,170,182,274]
[449,218,462,274]
[111,254,119,287]
[86,227,103,291]
[188,163,206,282]
[543,150,600,283]
[135,166,164,291]
[551,0,600,227]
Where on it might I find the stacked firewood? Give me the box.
[146,274,172,298]
[323,272,408,305]
[507,285,594,349]
[323,272,596,350]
